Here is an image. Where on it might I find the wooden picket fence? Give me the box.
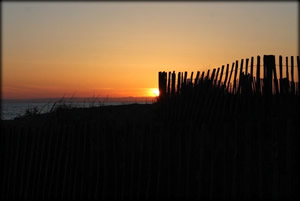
[159,55,300,97]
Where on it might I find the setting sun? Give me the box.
[151,88,160,97]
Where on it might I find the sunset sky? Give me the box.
[2,2,298,99]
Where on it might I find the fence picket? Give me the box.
[200,72,205,83]
[286,57,289,81]
[177,72,181,94]
[273,56,279,95]
[291,56,295,94]
[297,56,300,94]
[245,58,249,75]
[215,68,220,85]
[195,71,200,86]
[171,71,176,95]
[250,57,254,78]
[256,56,261,94]
[233,60,239,93]
[238,59,244,93]
[211,69,216,83]
[184,71,188,86]
[218,65,225,87]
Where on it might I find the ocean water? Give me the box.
[1,99,154,120]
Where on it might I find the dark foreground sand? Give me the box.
[1,98,299,201]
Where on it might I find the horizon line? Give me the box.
[2,96,157,101]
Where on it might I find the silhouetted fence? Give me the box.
[1,54,299,201]
[159,55,300,97]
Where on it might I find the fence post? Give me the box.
[200,72,205,83]
[250,57,254,92]
[233,60,239,93]
[215,68,220,86]
[181,72,184,90]
[238,59,244,93]
[263,55,275,97]
[190,72,194,85]
[297,56,300,95]
[245,58,249,75]
[159,72,162,96]
[279,56,283,80]
[290,56,295,94]
[256,56,261,94]
[227,63,235,91]
[164,72,167,96]
[250,57,254,79]
[167,72,171,95]
[195,71,200,86]
[223,64,229,88]
[206,70,210,81]
[285,57,290,94]
[177,72,181,94]
[184,72,187,86]
[273,57,279,95]
[279,56,283,94]
[171,71,176,96]
[286,57,289,81]
[211,68,216,83]
[218,65,225,87]
[159,71,167,97]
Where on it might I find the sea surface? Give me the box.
[1,98,155,120]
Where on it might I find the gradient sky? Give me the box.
[2,2,298,99]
